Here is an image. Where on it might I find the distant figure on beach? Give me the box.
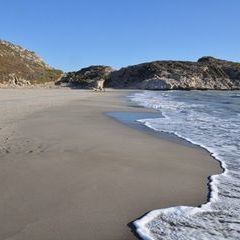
[93,78,105,92]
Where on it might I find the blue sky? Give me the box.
[0,0,239,71]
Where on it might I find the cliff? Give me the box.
[0,40,62,86]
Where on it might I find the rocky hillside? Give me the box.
[56,65,113,88]
[108,57,240,90]
[60,57,240,90]
[0,40,62,86]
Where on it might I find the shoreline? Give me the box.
[105,109,225,201]
[0,89,222,240]
[106,110,212,152]
[105,106,224,239]
[127,91,228,240]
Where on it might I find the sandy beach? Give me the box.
[0,89,221,240]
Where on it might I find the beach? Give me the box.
[0,89,221,240]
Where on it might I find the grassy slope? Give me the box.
[0,41,62,84]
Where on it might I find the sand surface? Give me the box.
[0,89,221,240]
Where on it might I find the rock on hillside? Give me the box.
[0,40,62,86]
[57,65,113,88]
[108,57,240,90]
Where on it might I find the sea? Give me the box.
[129,90,240,240]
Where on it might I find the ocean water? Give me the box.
[129,90,240,240]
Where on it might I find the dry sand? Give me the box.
[0,89,221,240]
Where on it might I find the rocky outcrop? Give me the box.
[108,57,240,90]
[1,39,239,90]
[56,65,113,88]
[61,57,240,90]
[0,40,62,86]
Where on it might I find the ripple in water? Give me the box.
[130,90,240,240]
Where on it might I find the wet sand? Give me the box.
[0,89,221,240]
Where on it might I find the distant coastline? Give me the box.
[1,39,240,90]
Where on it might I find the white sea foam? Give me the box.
[130,90,240,240]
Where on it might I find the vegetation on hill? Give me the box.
[1,39,240,90]
[56,65,113,88]
[107,57,240,90]
[0,40,62,85]
[59,57,240,90]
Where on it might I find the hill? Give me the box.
[56,65,113,88]
[108,57,240,90]
[60,57,240,90]
[0,40,62,86]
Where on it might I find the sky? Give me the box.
[0,0,239,71]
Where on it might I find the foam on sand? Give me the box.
[130,90,240,240]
